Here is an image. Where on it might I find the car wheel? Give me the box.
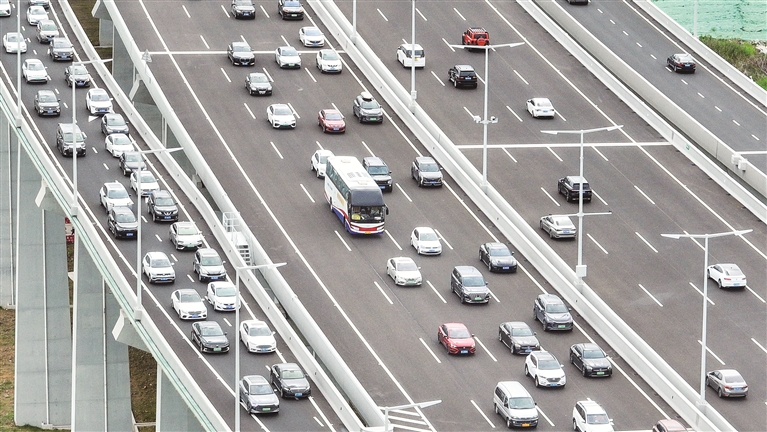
[542,319,549,331]
[573,419,578,431]
[507,417,512,429]
[524,364,529,377]
[534,375,540,388]
[717,387,723,398]
[459,292,465,304]
[582,366,587,377]
[716,278,723,288]
[494,403,499,414]
[550,229,554,239]
[454,78,458,88]
[533,309,538,321]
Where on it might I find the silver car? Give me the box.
[706,369,748,398]
[275,46,301,69]
[539,214,576,239]
[239,375,279,414]
[169,221,203,250]
[33,89,60,116]
[142,252,175,284]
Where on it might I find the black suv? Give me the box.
[55,123,86,157]
[362,156,392,192]
[558,175,592,202]
[230,0,256,19]
[533,294,573,331]
[352,92,383,123]
[147,190,179,222]
[277,0,304,20]
[448,65,477,88]
[107,206,138,239]
[49,37,74,61]
[450,266,490,304]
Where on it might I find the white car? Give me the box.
[3,32,27,53]
[170,289,207,320]
[572,400,614,432]
[524,350,566,388]
[707,263,747,288]
[130,170,160,196]
[105,133,134,157]
[539,214,576,239]
[22,58,49,83]
[0,0,11,17]
[310,149,334,178]
[206,281,238,311]
[85,88,113,115]
[526,97,556,118]
[316,49,342,73]
[298,26,324,47]
[142,251,175,284]
[266,104,297,129]
[386,257,422,286]
[275,46,301,69]
[26,5,47,25]
[396,43,425,68]
[239,320,277,353]
[99,181,133,212]
[169,221,204,251]
[410,227,442,255]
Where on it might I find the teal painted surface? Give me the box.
[653,0,767,41]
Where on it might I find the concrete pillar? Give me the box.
[0,113,16,306]
[105,286,133,430]
[156,367,205,432]
[14,150,72,428]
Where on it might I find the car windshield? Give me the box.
[489,246,510,256]
[396,261,418,272]
[459,71,475,77]
[214,286,236,297]
[91,92,109,101]
[284,0,300,6]
[317,154,329,163]
[7,33,22,42]
[109,116,126,126]
[201,326,223,336]
[273,106,293,116]
[151,257,171,267]
[115,212,135,223]
[107,188,128,199]
[405,48,424,57]
[179,292,200,303]
[125,153,141,163]
[586,414,609,424]
[360,99,380,109]
[420,162,439,172]
[367,166,388,175]
[177,225,199,235]
[582,349,605,359]
[511,327,533,337]
[28,62,44,70]
[155,197,175,206]
[281,369,304,379]
[324,111,343,120]
[538,359,559,369]
[321,51,339,60]
[448,328,471,339]
[249,74,268,83]
[462,276,485,287]
[248,325,271,337]
[419,231,438,241]
[111,135,131,146]
[508,397,535,409]
[29,6,45,13]
[38,93,56,102]
[234,0,252,5]
[71,65,88,75]
[139,173,156,183]
[350,205,383,221]
[233,44,250,52]
[62,131,85,142]
[545,303,568,313]
[553,217,571,226]
[304,27,322,36]
[200,256,222,266]
[281,47,298,56]
[53,39,71,48]
[249,384,272,395]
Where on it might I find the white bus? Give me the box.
[324,156,388,234]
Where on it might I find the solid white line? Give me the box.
[470,400,494,427]
[463,106,475,119]
[442,38,455,52]
[309,397,335,432]
[536,406,555,427]
[503,148,518,163]
[299,184,315,203]
[269,141,283,159]
[634,185,655,205]
[361,141,374,156]
[220,68,231,83]
[444,182,498,241]
[262,67,274,82]
[453,8,466,20]
[746,286,766,303]
[505,105,523,123]
[688,282,715,305]
[377,8,388,21]
[386,230,403,250]
[420,338,441,363]
[396,183,413,203]
[316,141,325,150]
[587,233,608,254]
[638,284,663,307]
[334,230,351,251]
[513,69,528,85]
[430,70,445,86]
[222,317,232,327]
[280,34,290,46]
[374,281,393,305]
[555,111,567,122]
[433,229,452,250]
[182,5,190,18]
[541,187,561,206]
[635,232,658,253]
[304,67,317,83]
[312,416,324,427]
[474,336,497,361]
[698,340,726,365]
[751,338,767,354]
[546,147,563,162]
[427,281,447,303]
[243,103,255,119]
[416,8,427,21]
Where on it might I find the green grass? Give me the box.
[700,36,767,90]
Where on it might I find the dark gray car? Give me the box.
[107,206,138,239]
[227,41,255,66]
[450,266,490,304]
[101,113,130,135]
[231,0,256,18]
[191,321,230,354]
[49,37,74,61]
[362,156,392,192]
[569,343,612,377]
[147,190,179,222]
[499,321,540,355]
[246,72,272,95]
[270,363,311,399]
[118,151,146,176]
[479,242,517,273]
[34,89,60,116]
[239,375,280,414]
[533,294,573,331]
[64,64,91,87]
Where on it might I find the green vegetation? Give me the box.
[700,36,767,90]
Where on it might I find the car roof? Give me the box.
[37,89,56,96]
[415,156,436,164]
[577,400,607,414]
[145,251,168,259]
[454,265,482,275]
[360,91,374,100]
[399,43,423,49]
[209,281,234,289]
[538,293,564,304]
[716,369,743,377]
[174,221,197,228]
[243,319,267,327]
[391,256,415,264]
[232,41,250,47]
[576,342,602,351]
[104,180,125,189]
[150,190,172,198]
[443,322,468,330]
[273,362,300,371]
[243,374,268,385]
[197,248,219,257]
[89,88,108,95]
[314,149,334,156]
[24,58,43,64]
[270,103,290,110]
[454,64,474,70]
[566,175,588,182]
[111,206,132,215]
[175,288,198,296]
[363,156,386,166]
[531,97,551,104]
[531,350,556,360]
[197,320,221,329]
[468,27,487,32]
[485,242,508,250]
[505,321,531,329]
[414,226,435,233]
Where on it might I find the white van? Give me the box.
[493,381,538,428]
[397,43,425,68]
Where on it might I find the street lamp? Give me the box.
[380,399,441,432]
[541,125,622,287]
[234,262,286,432]
[15,0,21,126]
[132,147,182,321]
[409,0,416,110]
[141,50,152,84]
[449,42,524,188]
[661,229,751,403]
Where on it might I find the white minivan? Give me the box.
[493,381,538,428]
[397,43,425,68]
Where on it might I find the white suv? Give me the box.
[572,400,614,432]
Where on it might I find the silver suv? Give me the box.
[362,156,392,192]
[533,293,573,331]
[55,123,86,157]
[450,266,490,304]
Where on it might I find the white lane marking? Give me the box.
[374,281,393,305]
[541,188,560,206]
[444,182,498,241]
[262,67,274,82]
[635,232,658,253]
[219,4,228,16]
[386,230,403,250]
[688,282,715,305]
[610,19,615,24]
[453,8,466,20]
[154,234,162,242]
[222,317,232,327]
[240,34,248,44]
[416,8,427,21]
[442,38,455,52]
[590,145,609,161]
[752,134,760,141]
[259,4,269,18]
[269,141,283,159]
[634,185,655,205]
[220,68,231,83]
[309,397,335,432]
[505,105,523,123]
[488,288,501,303]
[513,69,529,85]
[470,400,494,428]
[681,78,688,85]
[587,233,608,254]
[698,340,726,365]
[732,119,740,126]
[334,230,351,251]
[396,183,413,202]
[427,281,447,303]
[636,42,642,48]
[316,141,325,150]
[433,229,452,250]
[503,148,518,163]
[361,141,375,156]
[199,35,209,49]
[715,105,722,112]
[243,103,255,119]
[170,254,178,263]
[430,70,445,86]
[622,30,629,36]
[476,71,485,85]
[102,163,109,170]
[288,102,300,118]
[746,286,765,303]
[536,405,555,427]
[331,102,340,112]
[697,92,706,98]
[420,338,441,363]
[474,336,497,361]
[592,190,609,206]
[299,184,315,203]
[182,5,190,18]
[638,284,663,307]
[377,8,388,21]
[463,106,475,119]
[650,53,657,60]
[304,67,317,83]
[555,111,567,121]
[546,147,563,162]
[752,338,767,354]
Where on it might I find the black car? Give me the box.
[55,123,86,157]
[270,363,311,399]
[277,0,304,20]
[48,37,74,61]
[118,151,146,176]
[558,175,591,202]
[352,91,383,123]
[227,42,255,66]
[569,343,612,377]
[147,190,179,222]
[101,113,130,135]
[533,294,573,331]
[191,321,230,354]
[231,0,256,19]
[447,64,477,88]
[479,242,517,273]
[450,266,490,304]
[667,53,696,73]
[107,206,138,239]
[33,89,60,116]
[246,72,272,96]
[362,156,392,192]
[64,64,91,87]
[498,321,540,355]
[411,156,443,187]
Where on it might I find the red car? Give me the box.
[462,27,490,49]
[318,108,345,133]
[438,323,475,355]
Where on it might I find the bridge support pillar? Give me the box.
[156,367,206,432]
[0,111,17,307]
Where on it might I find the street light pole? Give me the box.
[661,229,751,402]
[233,262,285,432]
[409,0,416,110]
[449,42,524,187]
[381,399,441,432]
[541,125,622,287]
